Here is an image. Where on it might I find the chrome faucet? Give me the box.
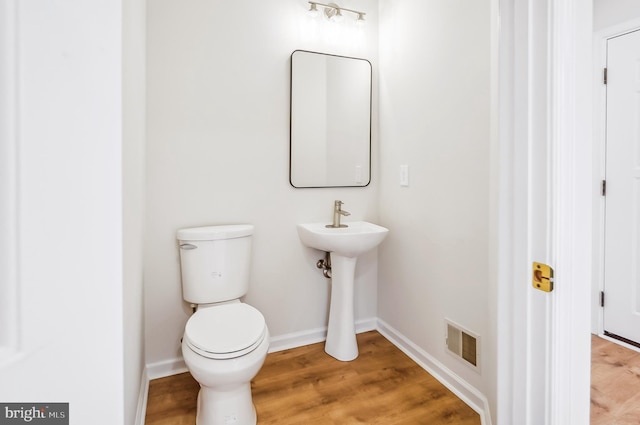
[326,200,350,228]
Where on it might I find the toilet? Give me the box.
[177,224,269,425]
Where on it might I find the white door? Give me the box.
[603,29,640,347]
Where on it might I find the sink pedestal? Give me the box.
[325,254,359,361]
[296,221,389,362]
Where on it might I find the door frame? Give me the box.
[0,0,19,362]
[498,0,593,423]
[592,18,640,347]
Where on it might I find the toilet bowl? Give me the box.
[182,303,269,425]
[177,225,269,425]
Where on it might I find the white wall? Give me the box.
[123,0,147,423]
[0,1,128,424]
[0,0,19,359]
[145,0,380,371]
[594,0,640,31]
[377,0,495,419]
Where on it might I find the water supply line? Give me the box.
[316,251,332,279]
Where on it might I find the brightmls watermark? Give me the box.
[0,404,68,424]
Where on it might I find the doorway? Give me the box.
[600,28,640,348]
[591,19,640,425]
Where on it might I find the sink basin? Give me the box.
[297,220,389,361]
[296,221,389,258]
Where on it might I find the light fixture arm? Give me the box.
[308,1,366,20]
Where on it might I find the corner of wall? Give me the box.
[376,320,493,425]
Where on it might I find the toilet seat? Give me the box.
[184,303,267,360]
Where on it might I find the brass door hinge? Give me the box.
[532,262,554,292]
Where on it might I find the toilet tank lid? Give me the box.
[177,224,253,241]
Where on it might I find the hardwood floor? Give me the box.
[145,331,480,425]
[591,335,640,425]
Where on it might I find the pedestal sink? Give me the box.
[296,221,389,361]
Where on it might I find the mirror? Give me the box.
[290,50,372,188]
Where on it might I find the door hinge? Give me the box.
[603,67,608,85]
[600,291,605,307]
[602,180,606,196]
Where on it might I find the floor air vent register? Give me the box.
[446,320,479,369]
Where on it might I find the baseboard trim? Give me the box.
[146,357,188,381]
[268,317,377,353]
[135,368,149,425]
[376,319,493,425]
[144,317,378,380]
[267,326,326,353]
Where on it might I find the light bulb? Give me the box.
[355,13,365,28]
[308,2,320,19]
[330,8,344,22]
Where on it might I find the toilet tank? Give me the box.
[177,224,253,304]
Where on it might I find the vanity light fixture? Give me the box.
[308,2,321,18]
[307,1,366,25]
[329,7,343,23]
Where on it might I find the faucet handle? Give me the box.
[327,200,349,228]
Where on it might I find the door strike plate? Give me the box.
[532,262,554,292]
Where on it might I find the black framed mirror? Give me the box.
[290,50,372,188]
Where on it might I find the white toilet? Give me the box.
[177,224,269,425]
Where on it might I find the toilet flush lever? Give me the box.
[180,243,198,250]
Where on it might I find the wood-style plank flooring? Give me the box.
[145,331,480,425]
[591,335,640,425]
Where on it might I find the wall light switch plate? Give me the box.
[400,165,409,186]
